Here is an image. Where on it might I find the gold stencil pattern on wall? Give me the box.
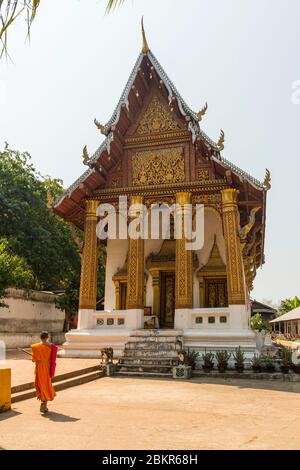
[136,95,181,135]
[132,147,185,186]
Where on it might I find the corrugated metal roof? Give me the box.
[270,307,300,323]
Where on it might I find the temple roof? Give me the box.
[56,47,265,205]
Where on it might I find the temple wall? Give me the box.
[193,208,226,308]
[0,288,65,348]
[104,238,128,310]
[104,209,226,311]
[195,208,226,269]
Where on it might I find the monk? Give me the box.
[31,331,56,413]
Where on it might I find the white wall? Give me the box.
[104,238,128,310]
[0,288,65,347]
[193,208,226,308]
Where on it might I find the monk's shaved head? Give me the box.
[40,331,49,340]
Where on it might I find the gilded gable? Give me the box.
[131,147,185,186]
[136,95,181,135]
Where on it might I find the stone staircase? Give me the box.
[116,329,183,378]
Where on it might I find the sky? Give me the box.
[0,0,299,306]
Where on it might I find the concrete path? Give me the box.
[1,376,300,450]
[2,349,100,386]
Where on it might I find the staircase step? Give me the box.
[125,342,180,351]
[124,351,179,358]
[11,370,104,403]
[115,371,173,378]
[119,363,174,369]
[116,329,182,378]
[119,356,177,363]
[129,336,182,342]
[130,329,182,337]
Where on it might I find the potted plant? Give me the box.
[251,354,262,372]
[216,350,231,373]
[201,351,214,372]
[233,347,245,373]
[264,358,275,373]
[291,363,300,374]
[280,347,292,374]
[185,349,199,370]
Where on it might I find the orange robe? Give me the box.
[31,343,56,402]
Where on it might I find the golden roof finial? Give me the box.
[141,16,150,54]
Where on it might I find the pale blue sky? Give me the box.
[0,0,299,305]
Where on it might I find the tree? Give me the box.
[0,144,81,290]
[0,143,81,308]
[250,313,271,332]
[0,237,34,306]
[0,0,124,57]
[0,143,106,328]
[278,296,300,316]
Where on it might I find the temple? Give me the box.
[54,22,269,359]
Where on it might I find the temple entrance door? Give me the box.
[205,278,228,308]
[160,272,175,328]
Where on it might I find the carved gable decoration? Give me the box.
[132,147,185,186]
[199,237,225,273]
[135,95,181,135]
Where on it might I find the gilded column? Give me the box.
[175,192,193,309]
[114,280,121,310]
[79,199,99,310]
[221,188,245,304]
[126,195,144,310]
[151,270,160,316]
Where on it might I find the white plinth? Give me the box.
[78,309,95,329]
[59,305,257,359]
[175,304,257,354]
[58,308,144,358]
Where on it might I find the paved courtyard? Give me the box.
[3,349,100,386]
[1,376,300,450]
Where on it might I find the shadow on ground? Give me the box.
[0,410,21,421]
[41,412,80,422]
[109,374,300,393]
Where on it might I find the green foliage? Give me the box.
[280,346,293,367]
[106,0,126,13]
[263,358,275,372]
[216,350,231,371]
[278,296,300,315]
[185,349,199,370]
[201,350,214,370]
[0,1,125,58]
[233,347,245,371]
[0,144,80,290]
[0,238,34,306]
[250,313,271,332]
[0,144,87,315]
[251,354,262,369]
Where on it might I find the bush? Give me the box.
[216,350,231,373]
[251,354,262,372]
[250,313,271,332]
[264,358,275,372]
[280,346,292,373]
[233,347,245,373]
[185,349,199,370]
[201,351,214,371]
